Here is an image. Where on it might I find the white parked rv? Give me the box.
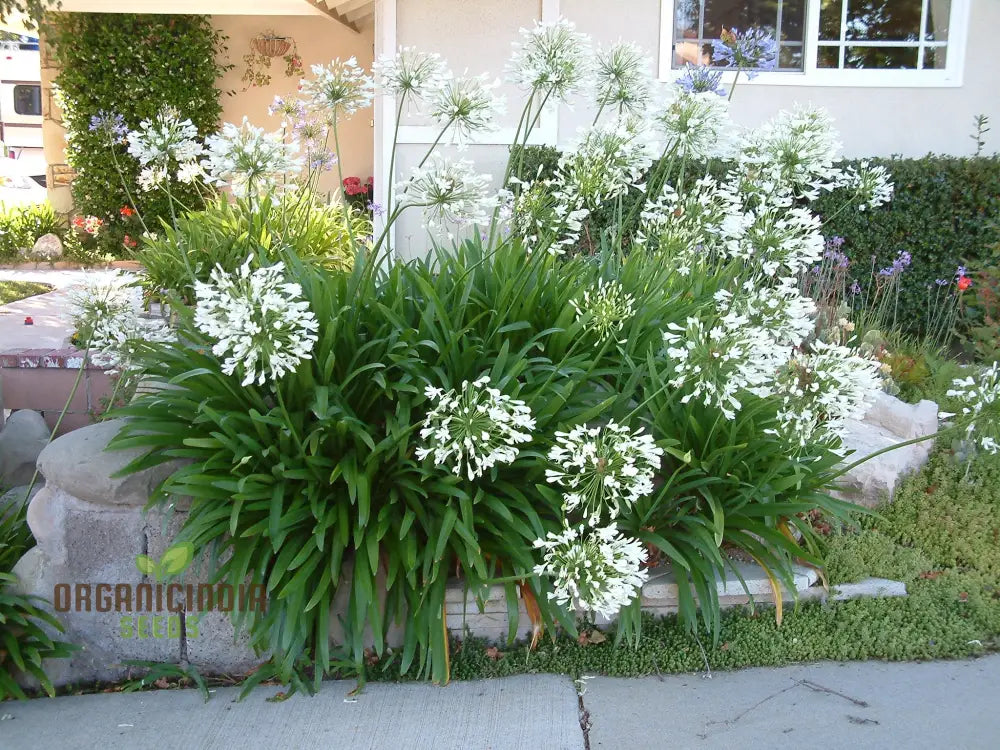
[0,38,44,184]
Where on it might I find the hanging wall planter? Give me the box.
[251,33,292,58]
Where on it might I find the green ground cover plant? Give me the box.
[0,280,52,305]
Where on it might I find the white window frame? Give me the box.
[658,0,971,87]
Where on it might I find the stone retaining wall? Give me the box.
[0,347,113,433]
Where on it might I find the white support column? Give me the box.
[373,0,397,256]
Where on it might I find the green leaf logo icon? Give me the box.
[134,543,195,581]
[135,554,157,576]
[160,543,195,577]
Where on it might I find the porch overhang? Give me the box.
[51,1,374,33]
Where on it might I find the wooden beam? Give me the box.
[301,0,361,33]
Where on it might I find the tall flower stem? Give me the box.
[385,94,407,255]
[331,113,359,253]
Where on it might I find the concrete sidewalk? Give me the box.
[2,657,998,750]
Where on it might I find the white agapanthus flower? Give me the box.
[126,108,203,167]
[300,57,374,120]
[637,176,734,270]
[662,315,780,419]
[533,524,648,619]
[508,178,589,256]
[724,198,825,277]
[740,105,842,200]
[371,47,448,99]
[546,422,663,524]
[138,165,168,193]
[202,118,302,198]
[946,362,1000,455]
[556,120,655,211]
[176,160,205,185]
[716,277,817,349]
[653,88,732,160]
[773,340,884,446]
[429,74,505,147]
[397,156,495,233]
[571,279,636,341]
[69,273,174,372]
[507,18,594,103]
[594,41,653,118]
[416,376,536,480]
[194,258,319,387]
[842,160,894,211]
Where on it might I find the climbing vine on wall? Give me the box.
[46,13,229,253]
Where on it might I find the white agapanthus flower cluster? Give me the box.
[715,277,817,349]
[202,118,303,198]
[556,120,655,211]
[724,199,825,276]
[416,376,536,480]
[593,41,653,118]
[571,279,636,341]
[69,273,174,372]
[773,340,884,445]
[533,523,648,619]
[740,105,842,200]
[662,315,779,419]
[545,422,663,524]
[946,362,1000,455]
[842,160,894,212]
[430,74,505,146]
[508,177,590,255]
[507,19,593,103]
[653,88,732,160]
[126,108,204,192]
[194,259,319,387]
[300,57,374,120]
[397,156,495,234]
[637,176,734,272]
[372,47,448,99]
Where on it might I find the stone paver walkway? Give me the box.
[2,656,998,749]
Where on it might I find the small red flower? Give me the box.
[120,205,135,218]
[123,234,138,249]
[958,276,972,291]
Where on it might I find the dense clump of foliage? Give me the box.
[513,145,1000,337]
[0,202,63,261]
[45,13,228,255]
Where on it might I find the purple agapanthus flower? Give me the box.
[878,250,912,277]
[711,28,778,79]
[308,150,338,172]
[850,281,862,295]
[956,265,967,279]
[935,278,950,286]
[268,95,306,121]
[89,110,127,140]
[674,64,726,96]
[367,201,385,217]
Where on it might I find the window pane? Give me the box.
[672,0,805,71]
[817,45,841,67]
[922,46,947,69]
[13,84,41,116]
[925,0,951,41]
[845,0,923,42]
[843,45,919,68]
[819,0,844,41]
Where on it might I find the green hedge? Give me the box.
[45,13,229,255]
[512,146,1000,333]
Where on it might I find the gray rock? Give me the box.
[37,418,180,507]
[23,232,63,262]
[835,393,938,507]
[0,482,41,519]
[0,409,50,486]
[831,577,908,601]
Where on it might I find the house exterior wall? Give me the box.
[42,13,374,215]
[388,0,999,258]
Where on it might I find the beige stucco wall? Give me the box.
[43,13,375,215]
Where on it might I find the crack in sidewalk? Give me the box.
[574,677,592,750]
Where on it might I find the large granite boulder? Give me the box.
[0,409,50,486]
